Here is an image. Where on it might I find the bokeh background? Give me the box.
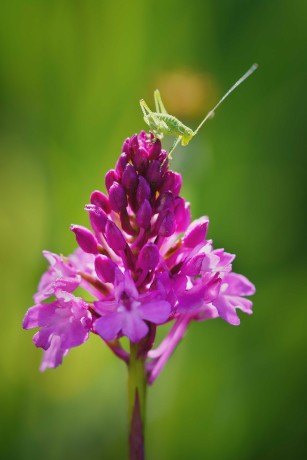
[1,0,306,459]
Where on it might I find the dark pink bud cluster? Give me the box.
[69,132,191,279]
[106,132,186,244]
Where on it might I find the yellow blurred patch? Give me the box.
[154,69,219,119]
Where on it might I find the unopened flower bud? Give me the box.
[158,210,176,237]
[136,199,152,228]
[70,225,98,254]
[138,243,160,272]
[160,171,182,196]
[105,169,118,192]
[121,137,130,155]
[136,176,151,204]
[116,153,128,177]
[122,163,138,193]
[133,147,149,172]
[148,139,161,160]
[183,216,209,248]
[95,255,116,283]
[129,134,139,157]
[174,197,191,232]
[108,182,127,212]
[156,191,175,213]
[90,190,111,214]
[147,160,161,187]
[105,220,127,252]
[85,205,108,233]
[159,151,169,173]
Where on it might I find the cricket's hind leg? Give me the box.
[154,90,168,114]
[168,136,181,159]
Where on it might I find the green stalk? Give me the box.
[128,341,147,460]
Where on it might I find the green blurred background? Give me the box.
[1,0,306,459]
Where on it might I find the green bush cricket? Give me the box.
[140,64,258,158]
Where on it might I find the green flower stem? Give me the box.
[128,341,147,460]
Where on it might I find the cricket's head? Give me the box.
[181,128,194,146]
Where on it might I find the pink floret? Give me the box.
[94,270,171,343]
[23,290,92,371]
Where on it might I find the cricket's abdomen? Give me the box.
[155,113,191,137]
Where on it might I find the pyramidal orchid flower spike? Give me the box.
[23,131,255,459]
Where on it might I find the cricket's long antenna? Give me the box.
[194,63,258,134]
